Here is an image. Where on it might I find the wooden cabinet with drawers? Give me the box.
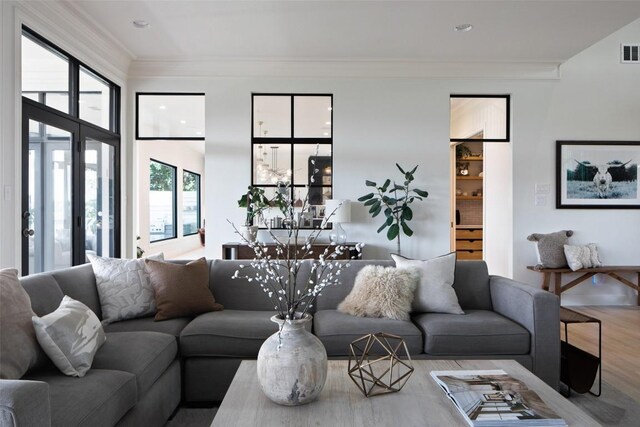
[455,227,483,260]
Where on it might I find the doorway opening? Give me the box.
[450,95,512,276]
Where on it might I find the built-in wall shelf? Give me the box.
[454,140,484,260]
[457,196,482,201]
[456,176,483,181]
[459,156,483,162]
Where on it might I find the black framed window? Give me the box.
[136,93,205,140]
[251,93,333,228]
[450,95,510,142]
[182,170,201,236]
[21,27,120,133]
[149,160,177,242]
[21,27,121,275]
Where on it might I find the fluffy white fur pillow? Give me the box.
[338,266,419,321]
[564,243,602,271]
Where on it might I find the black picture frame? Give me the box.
[556,140,640,209]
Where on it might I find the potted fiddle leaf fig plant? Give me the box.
[358,164,429,255]
[238,186,270,242]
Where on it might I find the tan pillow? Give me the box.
[145,258,223,321]
[0,268,44,379]
[338,265,419,321]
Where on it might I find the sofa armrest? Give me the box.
[0,380,50,427]
[489,275,560,389]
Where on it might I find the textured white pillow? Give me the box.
[32,296,106,377]
[338,266,419,321]
[89,253,163,325]
[392,252,464,314]
[563,244,602,271]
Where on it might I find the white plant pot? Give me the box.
[257,314,328,406]
[240,225,259,243]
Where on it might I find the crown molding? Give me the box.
[14,0,132,84]
[128,58,562,80]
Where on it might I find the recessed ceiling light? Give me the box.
[323,132,329,136]
[325,121,331,125]
[327,107,332,111]
[180,120,187,124]
[195,131,202,136]
[454,24,473,32]
[132,20,150,29]
[159,105,166,110]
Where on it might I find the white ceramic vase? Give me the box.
[257,314,327,406]
[240,225,259,243]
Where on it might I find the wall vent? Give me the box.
[621,44,640,63]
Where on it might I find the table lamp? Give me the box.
[325,199,351,244]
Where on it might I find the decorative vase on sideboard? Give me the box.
[257,314,328,406]
[240,225,259,243]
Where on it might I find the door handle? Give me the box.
[22,228,35,237]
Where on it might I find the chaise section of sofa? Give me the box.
[1,266,182,427]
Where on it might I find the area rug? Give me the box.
[166,381,640,427]
[562,381,640,427]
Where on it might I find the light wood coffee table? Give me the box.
[211,359,600,427]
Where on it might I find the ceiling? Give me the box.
[67,0,640,64]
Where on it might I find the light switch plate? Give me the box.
[535,195,547,206]
[535,183,551,194]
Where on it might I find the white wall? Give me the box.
[137,140,204,258]
[129,18,640,305]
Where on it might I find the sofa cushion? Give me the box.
[20,273,65,317]
[209,260,313,311]
[338,265,418,320]
[451,261,492,310]
[313,309,423,356]
[23,368,136,427]
[51,264,103,320]
[0,268,44,379]
[315,260,396,311]
[180,310,284,357]
[88,254,164,324]
[413,309,530,356]
[147,258,223,321]
[103,315,191,337]
[32,296,106,377]
[92,332,177,396]
[392,253,464,314]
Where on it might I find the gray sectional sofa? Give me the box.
[0,259,560,427]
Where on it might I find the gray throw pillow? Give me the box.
[392,253,464,315]
[0,268,44,379]
[89,253,164,325]
[337,265,419,321]
[527,230,573,269]
[32,296,106,377]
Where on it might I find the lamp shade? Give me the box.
[325,199,351,223]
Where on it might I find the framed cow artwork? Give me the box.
[556,141,640,209]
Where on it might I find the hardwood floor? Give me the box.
[562,306,640,403]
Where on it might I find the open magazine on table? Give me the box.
[430,370,567,427]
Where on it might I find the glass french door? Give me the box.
[22,99,120,275]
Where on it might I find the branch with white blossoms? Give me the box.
[230,144,364,321]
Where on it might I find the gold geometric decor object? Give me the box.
[347,332,414,397]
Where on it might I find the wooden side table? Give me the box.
[559,307,601,397]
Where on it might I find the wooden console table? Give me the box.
[527,265,640,305]
[222,242,360,260]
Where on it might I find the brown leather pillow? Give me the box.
[145,258,223,321]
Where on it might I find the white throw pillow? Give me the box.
[32,296,106,377]
[89,253,163,325]
[392,252,464,314]
[337,266,419,321]
[563,244,602,271]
